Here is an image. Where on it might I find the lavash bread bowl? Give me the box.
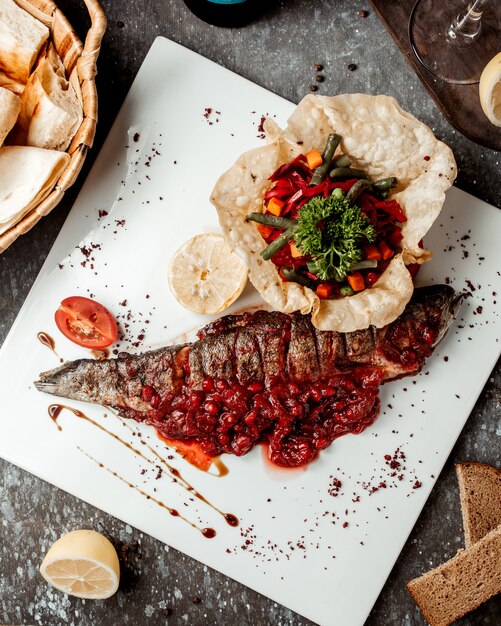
[0,0,106,253]
[211,94,457,333]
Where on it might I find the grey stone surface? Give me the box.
[1,1,500,625]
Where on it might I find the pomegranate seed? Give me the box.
[310,388,323,402]
[248,382,263,393]
[150,393,160,409]
[204,400,220,416]
[244,411,257,425]
[142,385,154,402]
[202,378,215,392]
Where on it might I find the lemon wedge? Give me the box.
[479,52,501,127]
[40,530,120,599]
[168,233,248,314]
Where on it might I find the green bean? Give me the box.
[372,177,397,191]
[331,154,351,168]
[309,134,342,186]
[260,228,295,260]
[350,259,378,271]
[281,267,312,286]
[306,261,319,274]
[247,212,297,230]
[346,179,371,203]
[377,190,390,200]
[340,284,355,296]
[329,167,369,180]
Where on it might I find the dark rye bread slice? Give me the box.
[407,525,501,626]
[456,462,501,547]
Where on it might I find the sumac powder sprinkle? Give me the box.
[348,63,357,71]
[309,84,319,92]
[314,63,323,71]
[315,74,325,83]
[359,9,369,18]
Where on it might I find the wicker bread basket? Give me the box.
[0,0,106,253]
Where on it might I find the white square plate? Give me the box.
[1,38,500,626]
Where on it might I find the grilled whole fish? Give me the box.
[35,285,462,467]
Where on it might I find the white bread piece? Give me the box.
[0,0,49,83]
[0,145,70,234]
[456,462,501,547]
[0,68,24,94]
[0,85,20,145]
[407,524,501,626]
[13,44,82,151]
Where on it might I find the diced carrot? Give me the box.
[316,284,334,299]
[289,242,303,258]
[378,240,393,260]
[363,245,382,261]
[267,197,285,216]
[347,272,365,292]
[306,148,323,170]
[257,223,273,239]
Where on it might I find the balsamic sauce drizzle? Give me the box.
[109,409,237,526]
[77,446,214,538]
[49,404,239,529]
[37,332,63,362]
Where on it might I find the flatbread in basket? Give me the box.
[0,86,21,145]
[10,44,83,151]
[211,94,457,332]
[0,145,70,235]
[0,0,106,253]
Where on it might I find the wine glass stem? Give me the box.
[447,0,490,45]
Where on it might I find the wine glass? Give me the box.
[409,0,501,84]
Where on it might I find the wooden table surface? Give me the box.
[1,1,500,624]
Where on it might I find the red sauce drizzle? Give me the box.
[224,513,239,527]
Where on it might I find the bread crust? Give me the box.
[456,462,501,547]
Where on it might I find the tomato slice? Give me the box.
[55,296,118,349]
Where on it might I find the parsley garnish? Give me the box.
[293,194,376,281]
